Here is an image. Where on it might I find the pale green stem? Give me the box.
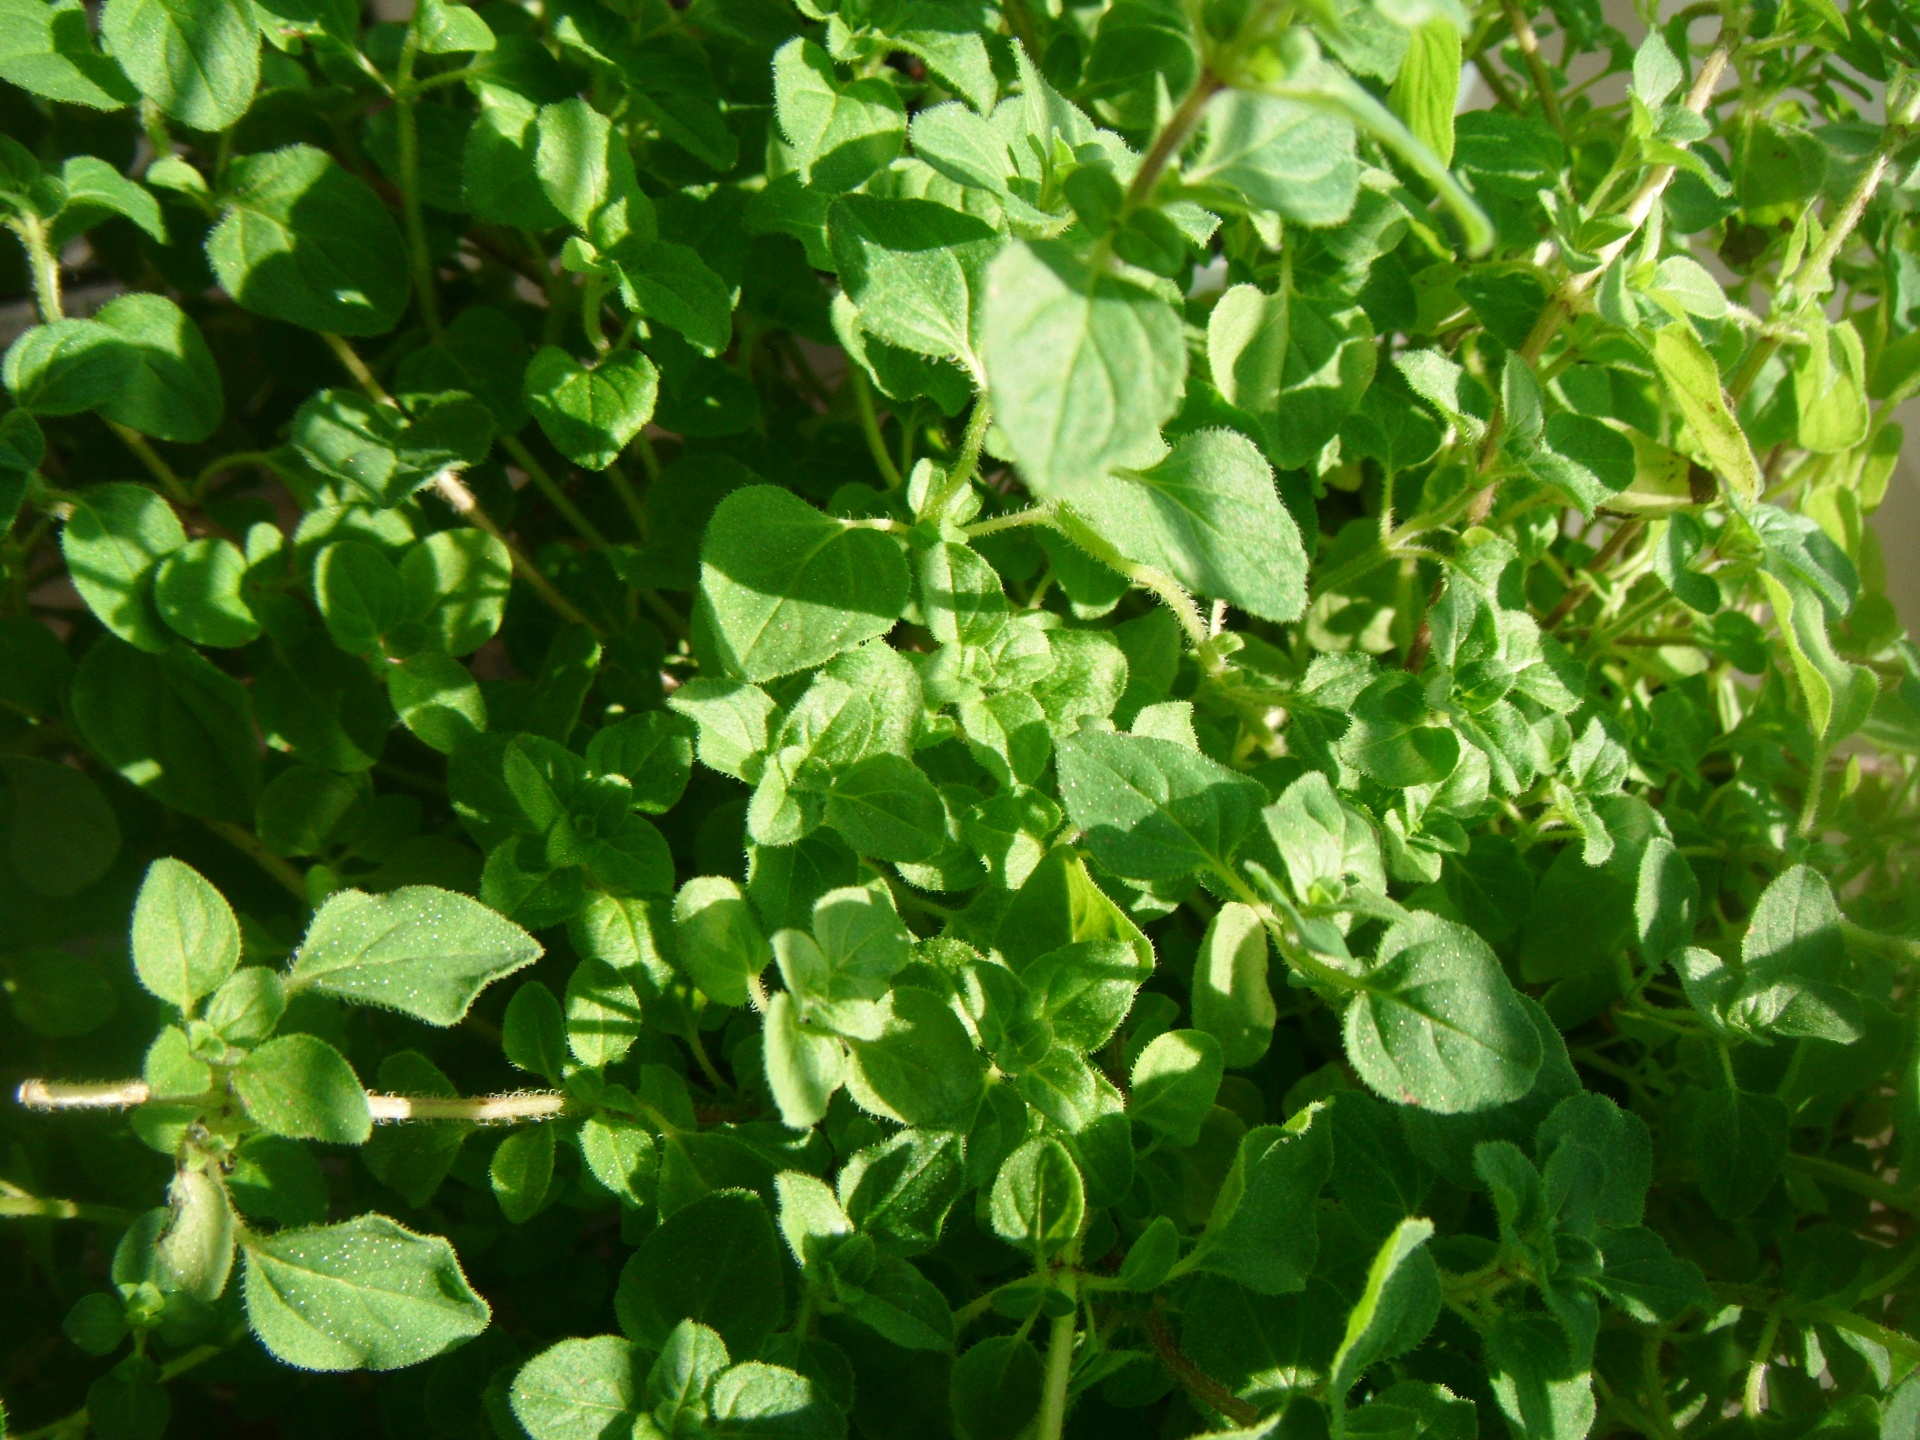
[965,503,1056,540]
[1036,1275,1079,1440]
[1049,507,1209,651]
[849,368,903,488]
[204,818,308,901]
[503,433,611,549]
[394,22,440,337]
[924,399,994,518]
[108,422,195,507]
[431,471,601,635]
[11,212,64,321]
[604,459,650,537]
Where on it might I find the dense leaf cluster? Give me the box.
[3,0,1920,1436]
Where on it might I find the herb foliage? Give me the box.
[3,0,1920,1438]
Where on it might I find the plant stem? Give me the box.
[1141,1307,1260,1426]
[965,502,1055,539]
[1798,742,1829,837]
[1050,506,1210,652]
[431,471,601,635]
[1036,1277,1079,1440]
[849,368,903,488]
[365,1090,570,1122]
[203,818,308,901]
[11,212,64,320]
[1127,72,1223,207]
[0,1189,138,1226]
[1542,517,1644,629]
[394,23,441,337]
[502,433,610,549]
[1742,1305,1782,1417]
[925,399,994,517]
[17,1079,152,1109]
[1499,0,1564,134]
[108,422,196,507]
[321,332,391,402]
[604,458,650,537]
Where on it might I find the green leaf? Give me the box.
[829,194,1000,380]
[417,0,493,53]
[523,346,659,471]
[765,991,848,1128]
[839,1126,966,1253]
[843,986,987,1127]
[1129,1029,1223,1147]
[698,486,909,683]
[401,528,512,657]
[0,0,139,107]
[707,1361,846,1440]
[1484,1312,1593,1440]
[0,755,119,900]
[510,1335,643,1440]
[674,876,767,1008]
[1187,91,1358,224]
[1054,729,1265,881]
[581,1113,658,1207]
[243,1215,490,1371]
[607,237,736,355]
[91,293,222,442]
[4,318,137,415]
[1687,1086,1786,1220]
[989,1137,1084,1262]
[1388,19,1460,166]
[1328,1218,1441,1396]
[314,540,406,655]
[982,239,1187,498]
[615,1189,785,1356]
[389,649,487,755]
[826,754,947,862]
[72,638,259,820]
[504,979,567,1082]
[1593,1227,1709,1323]
[1068,428,1308,623]
[290,886,543,1025]
[208,145,410,336]
[1650,323,1759,499]
[131,857,238,1010]
[534,97,651,247]
[1339,672,1461,788]
[292,389,494,508]
[1192,901,1276,1068]
[1199,1109,1333,1294]
[491,1122,555,1223]
[60,481,185,653]
[1344,912,1542,1113]
[950,1336,1045,1440]
[233,1034,372,1145]
[154,537,260,648]
[772,37,906,192]
[100,0,258,130]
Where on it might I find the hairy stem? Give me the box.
[11,212,64,321]
[1142,1308,1260,1426]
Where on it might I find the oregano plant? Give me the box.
[4,0,1920,1434]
